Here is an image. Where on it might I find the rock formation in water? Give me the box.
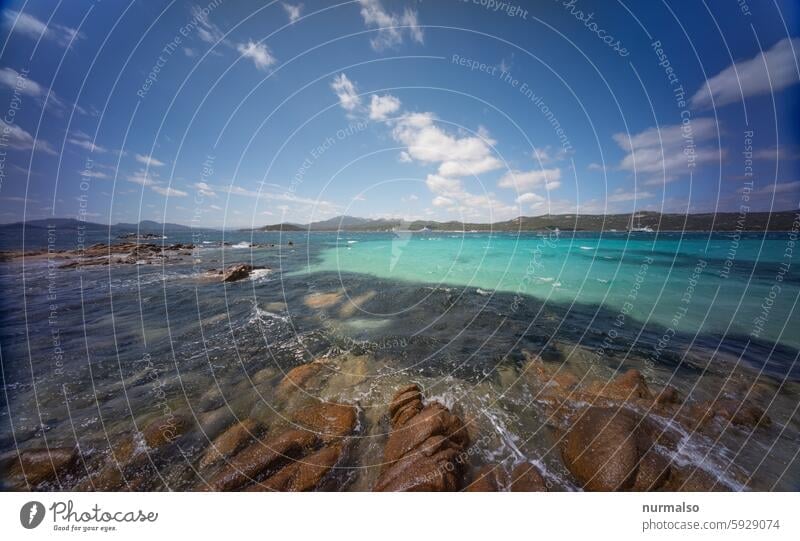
[373,384,470,491]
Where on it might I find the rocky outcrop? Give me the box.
[0,447,79,490]
[275,362,326,400]
[373,384,470,491]
[687,398,770,432]
[245,443,344,491]
[510,463,548,491]
[199,419,265,469]
[73,413,194,491]
[562,407,670,491]
[204,428,318,490]
[221,263,266,282]
[291,402,357,443]
[202,401,357,491]
[465,465,502,492]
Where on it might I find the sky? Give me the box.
[0,0,798,228]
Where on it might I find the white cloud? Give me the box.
[752,145,800,161]
[738,181,800,196]
[0,119,56,154]
[2,10,82,47]
[0,67,89,115]
[192,5,224,44]
[391,112,502,177]
[195,182,217,197]
[515,192,545,205]
[498,168,562,190]
[357,0,423,51]
[369,94,401,120]
[587,162,604,171]
[80,170,110,179]
[331,73,361,111]
[613,118,722,177]
[282,3,303,23]
[152,186,188,197]
[606,189,654,203]
[691,38,800,108]
[425,174,463,196]
[127,170,158,186]
[68,137,106,153]
[127,168,188,197]
[236,40,276,71]
[612,118,718,152]
[0,67,44,97]
[135,153,166,167]
[532,145,571,165]
[432,195,454,207]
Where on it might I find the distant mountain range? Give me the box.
[252,211,799,232]
[3,211,797,233]
[0,218,208,232]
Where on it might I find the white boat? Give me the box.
[628,214,654,233]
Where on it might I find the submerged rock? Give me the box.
[562,407,669,491]
[275,362,326,400]
[291,402,357,443]
[204,428,318,491]
[142,413,192,448]
[510,463,548,491]
[1,447,79,490]
[465,465,503,492]
[202,398,357,491]
[246,443,344,492]
[222,263,266,282]
[373,384,470,491]
[199,419,265,470]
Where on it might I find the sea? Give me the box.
[1,227,798,490]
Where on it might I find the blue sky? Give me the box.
[0,0,798,227]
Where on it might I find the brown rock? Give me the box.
[291,402,357,442]
[2,447,79,489]
[689,398,770,430]
[374,385,470,492]
[248,443,343,492]
[142,414,191,449]
[588,369,652,401]
[222,264,263,282]
[199,419,265,470]
[275,362,324,399]
[510,463,547,491]
[655,385,682,407]
[303,292,343,309]
[663,466,731,492]
[205,429,318,491]
[466,465,503,492]
[562,407,669,491]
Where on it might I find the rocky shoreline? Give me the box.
[0,350,772,491]
[0,242,280,282]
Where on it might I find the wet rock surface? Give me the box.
[373,384,470,491]
[221,264,267,283]
[0,447,79,490]
[4,347,782,492]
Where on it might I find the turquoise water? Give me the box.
[305,231,799,349]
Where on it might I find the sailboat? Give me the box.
[628,213,654,233]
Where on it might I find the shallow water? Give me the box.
[1,228,798,490]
